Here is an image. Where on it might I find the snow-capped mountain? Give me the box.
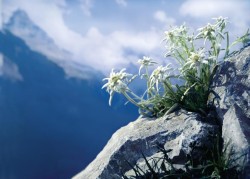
[0,10,138,179]
[0,53,23,81]
[4,9,99,80]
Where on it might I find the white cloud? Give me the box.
[154,10,175,25]
[0,53,23,81]
[180,0,250,32]
[73,27,163,73]
[0,54,3,69]
[80,0,93,16]
[3,0,83,51]
[3,0,174,76]
[180,0,245,17]
[115,0,127,7]
[3,0,245,80]
[0,2,2,30]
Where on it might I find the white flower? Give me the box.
[196,17,228,42]
[213,16,228,31]
[178,24,188,35]
[164,24,187,43]
[164,24,189,56]
[182,49,205,70]
[164,30,175,42]
[181,49,211,78]
[149,64,172,91]
[138,56,157,75]
[102,68,133,105]
[189,51,205,63]
[197,23,216,40]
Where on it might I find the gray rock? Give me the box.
[210,46,250,174]
[73,110,218,179]
[73,48,250,179]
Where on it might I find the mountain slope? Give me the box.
[0,30,138,179]
[5,9,98,80]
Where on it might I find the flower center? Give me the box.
[192,54,200,62]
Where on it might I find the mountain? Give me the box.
[0,25,138,179]
[5,9,98,80]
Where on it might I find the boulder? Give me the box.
[73,110,218,179]
[73,47,250,179]
[210,46,250,175]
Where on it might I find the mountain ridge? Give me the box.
[4,9,100,80]
[0,30,138,179]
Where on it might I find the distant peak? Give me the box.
[3,9,100,80]
[5,9,46,38]
[6,9,31,27]
[11,9,29,18]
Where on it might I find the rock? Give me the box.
[210,46,250,174]
[73,47,250,179]
[73,110,218,179]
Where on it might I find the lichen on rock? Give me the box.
[73,110,219,179]
[210,46,250,177]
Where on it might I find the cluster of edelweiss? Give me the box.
[102,17,249,117]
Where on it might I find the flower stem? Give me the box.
[122,92,140,107]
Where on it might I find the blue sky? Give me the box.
[1,0,250,77]
[0,0,250,178]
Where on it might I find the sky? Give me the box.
[1,0,250,77]
[0,0,249,177]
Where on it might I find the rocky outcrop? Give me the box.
[73,110,218,179]
[74,46,250,179]
[210,46,250,175]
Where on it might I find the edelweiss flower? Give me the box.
[164,24,189,56]
[197,23,216,40]
[213,16,228,31]
[178,24,188,35]
[196,17,228,43]
[149,65,172,91]
[102,68,133,105]
[164,24,187,43]
[189,51,204,63]
[182,49,208,77]
[164,30,175,42]
[182,49,205,70]
[138,56,157,75]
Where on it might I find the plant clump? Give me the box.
[122,138,242,179]
[102,17,250,117]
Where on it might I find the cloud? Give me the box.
[73,27,163,73]
[154,10,175,25]
[0,2,2,30]
[180,0,245,17]
[115,0,127,7]
[80,0,93,16]
[3,0,177,76]
[3,0,83,50]
[180,0,250,32]
[0,53,23,81]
